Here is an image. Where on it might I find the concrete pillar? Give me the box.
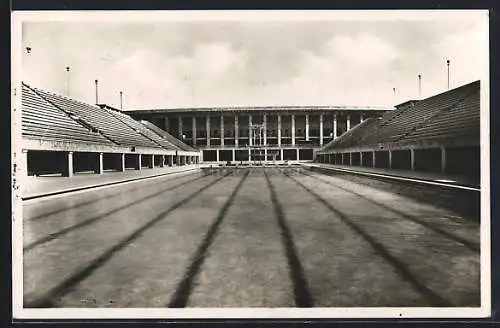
[119,153,126,172]
[216,150,220,163]
[372,151,376,168]
[248,115,253,146]
[63,151,74,177]
[232,148,236,162]
[220,115,224,146]
[277,115,282,146]
[178,116,183,139]
[305,114,310,141]
[149,154,154,168]
[159,155,165,167]
[441,146,446,173]
[169,155,174,166]
[333,114,338,139]
[137,154,142,170]
[19,150,28,179]
[410,149,416,171]
[388,150,392,169]
[341,153,345,165]
[248,148,251,162]
[234,116,239,147]
[347,114,351,131]
[206,115,211,147]
[280,148,284,161]
[176,154,181,166]
[192,117,197,145]
[96,152,104,174]
[291,114,296,145]
[296,148,300,161]
[264,148,268,162]
[263,114,267,146]
[319,114,323,146]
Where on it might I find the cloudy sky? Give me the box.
[18,11,487,110]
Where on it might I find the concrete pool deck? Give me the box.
[20,165,201,200]
[302,163,480,189]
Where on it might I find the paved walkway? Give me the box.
[303,163,479,188]
[21,165,201,199]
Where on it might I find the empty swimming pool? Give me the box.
[22,166,480,308]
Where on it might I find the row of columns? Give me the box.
[204,148,304,162]
[318,146,447,173]
[23,151,200,178]
[178,113,363,146]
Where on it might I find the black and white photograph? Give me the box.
[11,10,490,319]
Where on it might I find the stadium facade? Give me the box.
[127,106,390,163]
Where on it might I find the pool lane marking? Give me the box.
[168,170,250,308]
[264,169,314,308]
[283,171,454,307]
[23,174,209,251]
[302,172,480,253]
[27,172,205,221]
[24,171,234,308]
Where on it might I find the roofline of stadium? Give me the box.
[123,105,394,115]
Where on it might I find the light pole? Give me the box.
[446,59,450,90]
[95,79,99,104]
[120,91,123,110]
[418,74,422,99]
[65,66,70,96]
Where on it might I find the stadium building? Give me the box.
[126,106,390,163]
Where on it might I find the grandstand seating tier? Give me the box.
[319,81,480,152]
[30,86,162,149]
[104,108,180,150]
[140,120,197,152]
[21,86,114,145]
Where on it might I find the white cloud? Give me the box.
[323,33,398,68]
[20,20,487,109]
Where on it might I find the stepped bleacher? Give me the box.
[21,84,113,145]
[321,80,480,152]
[323,118,378,150]
[376,80,478,143]
[140,120,197,152]
[102,106,181,150]
[20,83,200,178]
[401,89,480,144]
[29,86,161,149]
